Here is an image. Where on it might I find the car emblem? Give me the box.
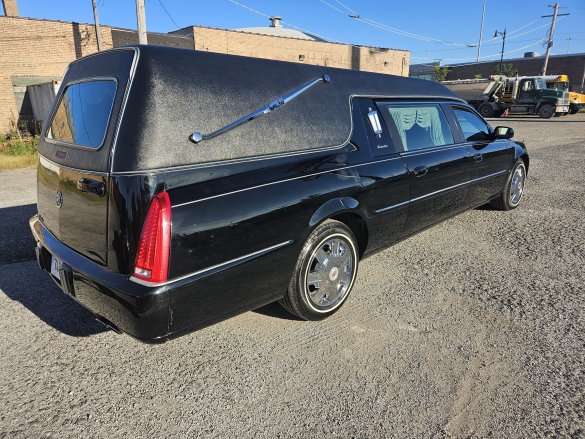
[55,190,63,208]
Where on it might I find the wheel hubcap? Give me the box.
[305,237,354,310]
[509,165,525,206]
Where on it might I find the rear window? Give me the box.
[47,79,117,148]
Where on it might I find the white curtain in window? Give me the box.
[387,106,446,150]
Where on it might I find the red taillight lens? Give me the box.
[133,191,171,284]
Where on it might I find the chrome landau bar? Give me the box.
[190,74,331,143]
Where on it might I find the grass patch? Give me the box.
[0,132,38,169]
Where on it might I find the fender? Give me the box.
[512,142,529,173]
[535,98,556,111]
[309,197,361,227]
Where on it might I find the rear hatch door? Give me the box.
[37,49,136,265]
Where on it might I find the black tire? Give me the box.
[569,104,580,115]
[490,159,527,211]
[479,103,495,118]
[538,104,554,119]
[279,220,359,320]
[554,113,563,117]
[493,110,505,118]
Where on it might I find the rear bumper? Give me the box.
[29,214,170,342]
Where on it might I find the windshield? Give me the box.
[534,78,546,90]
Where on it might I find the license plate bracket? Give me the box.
[50,256,75,296]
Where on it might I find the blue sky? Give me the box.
[5,0,585,64]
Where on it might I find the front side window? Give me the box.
[382,104,454,151]
[453,108,491,142]
[48,79,117,148]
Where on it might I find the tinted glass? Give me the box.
[48,80,117,148]
[453,109,491,142]
[382,104,454,151]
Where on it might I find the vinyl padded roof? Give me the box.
[110,45,460,171]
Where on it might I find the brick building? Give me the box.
[0,3,409,134]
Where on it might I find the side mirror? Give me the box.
[493,126,514,139]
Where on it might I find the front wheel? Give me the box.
[279,220,359,320]
[538,104,555,119]
[490,159,527,211]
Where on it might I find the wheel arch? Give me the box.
[308,198,369,258]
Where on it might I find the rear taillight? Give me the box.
[132,191,171,284]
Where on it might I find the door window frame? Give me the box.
[449,104,494,144]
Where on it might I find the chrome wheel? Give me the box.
[509,164,526,206]
[304,234,357,312]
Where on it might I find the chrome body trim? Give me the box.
[129,240,294,287]
[374,169,508,213]
[190,75,331,143]
[110,47,140,173]
[172,156,403,208]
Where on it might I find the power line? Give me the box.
[156,0,180,29]
[318,0,470,46]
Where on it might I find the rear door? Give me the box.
[37,49,135,265]
[377,101,469,235]
[449,105,512,207]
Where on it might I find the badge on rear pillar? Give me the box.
[55,190,63,208]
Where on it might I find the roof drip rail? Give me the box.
[190,74,331,143]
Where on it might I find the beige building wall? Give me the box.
[0,16,113,133]
[191,26,410,77]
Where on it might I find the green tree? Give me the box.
[433,65,450,82]
[474,73,483,79]
[494,63,518,77]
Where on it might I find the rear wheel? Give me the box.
[479,103,495,118]
[538,104,554,119]
[490,159,526,211]
[279,220,359,320]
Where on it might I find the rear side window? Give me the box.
[453,108,491,142]
[48,79,117,148]
[381,104,454,151]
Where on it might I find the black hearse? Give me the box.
[30,46,528,341]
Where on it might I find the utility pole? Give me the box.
[494,29,506,72]
[541,3,570,75]
[476,0,487,62]
[91,0,103,51]
[135,0,148,45]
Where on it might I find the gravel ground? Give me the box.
[0,115,584,438]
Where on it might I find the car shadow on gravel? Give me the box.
[253,301,300,320]
[0,261,107,337]
[0,203,38,264]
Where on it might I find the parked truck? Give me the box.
[542,74,585,114]
[441,75,570,118]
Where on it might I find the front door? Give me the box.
[450,106,513,207]
[377,102,470,236]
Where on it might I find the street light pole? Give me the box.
[476,0,487,62]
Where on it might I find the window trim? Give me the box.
[376,101,456,153]
[45,76,119,151]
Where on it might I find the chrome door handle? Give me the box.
[413,166,428,177]
[474,153,483,162]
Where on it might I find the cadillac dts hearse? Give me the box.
[30,46,528,341]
